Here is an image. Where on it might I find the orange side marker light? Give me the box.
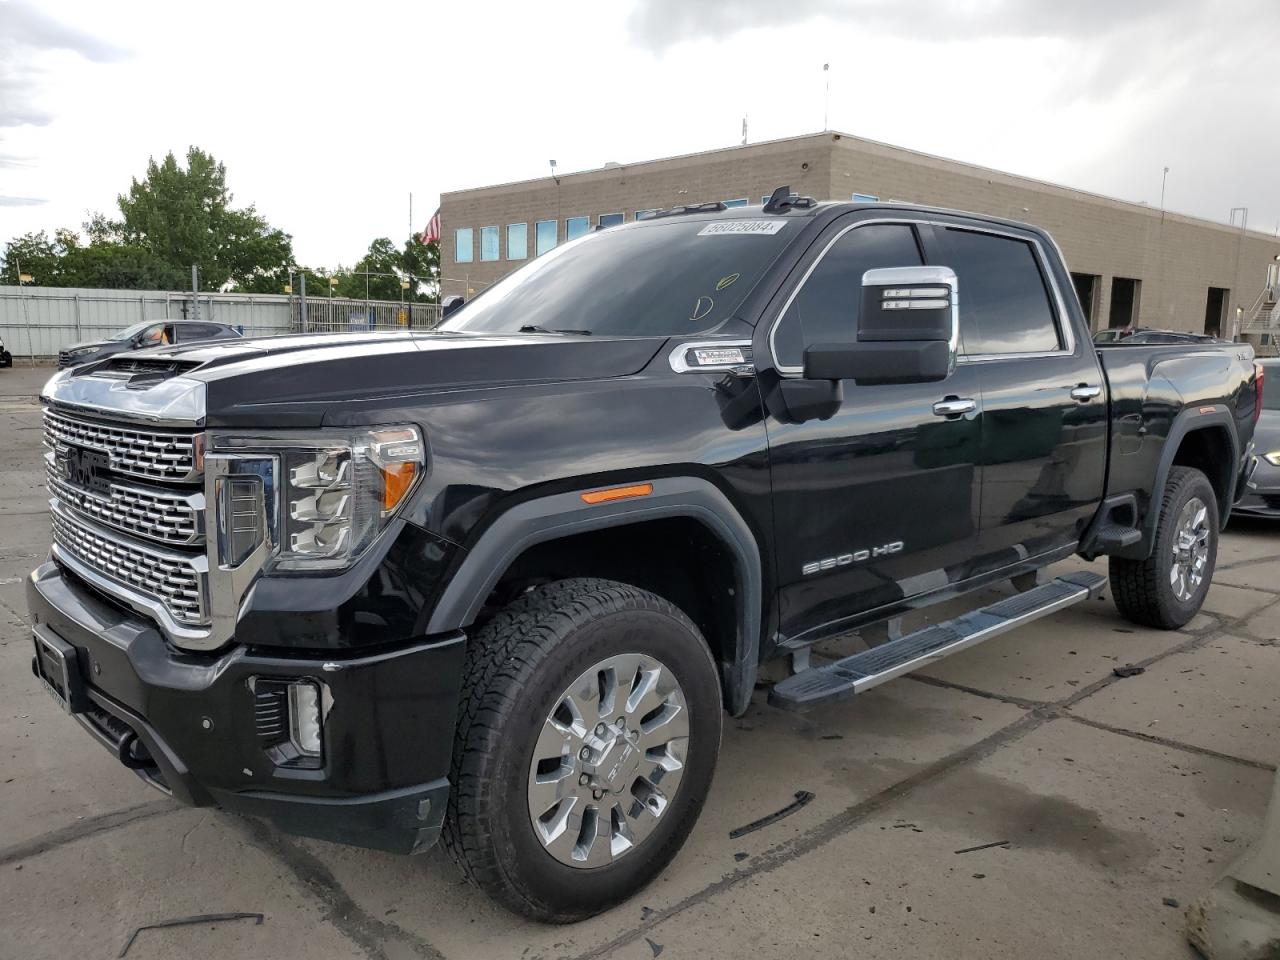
[580,482,654,505]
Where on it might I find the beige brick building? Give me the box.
[440,132,1280,343]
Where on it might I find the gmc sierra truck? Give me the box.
[27,193,1264,922]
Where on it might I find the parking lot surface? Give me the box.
[2,363,1277,959]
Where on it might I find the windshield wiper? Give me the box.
[518,325,592,336]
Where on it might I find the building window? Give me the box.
[535,220,557,256]
[723,198,748,208]
[566,216,590,241]
[455,227,473,264]
[506,223,527,260]
[480,225,499,261]
[636,209,659,220]
[761,196,772,205]
[598,212,624,228]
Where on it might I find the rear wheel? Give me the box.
[1109,466,1218,629]
[442,578,722,922]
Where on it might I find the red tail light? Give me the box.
[1256,362,1266,425]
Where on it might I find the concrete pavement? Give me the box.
[1,381,1277,960]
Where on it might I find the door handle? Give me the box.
[1069,384,1102,401]
[932,398,977,417]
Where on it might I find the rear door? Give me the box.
[924,224,1107,566]
[759,216,986,645]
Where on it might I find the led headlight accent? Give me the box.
[1264,451,1280,467]
[276,425,424,570]
[212,425,424,572]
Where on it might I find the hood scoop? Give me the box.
[93,356,203,388]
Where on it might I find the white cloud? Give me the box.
[2,0,1277,270]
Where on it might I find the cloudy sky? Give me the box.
[2,0,1276,267]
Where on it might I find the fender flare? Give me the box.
[425,477,763,715]
[1130,405,1240,558]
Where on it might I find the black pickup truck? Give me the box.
[27,195,1263,922]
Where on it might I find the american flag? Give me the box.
[419,208,441,245]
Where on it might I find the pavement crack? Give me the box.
[0,799,178,867]
[1058,712,1275,772]
[906,674,1047,710]
[236,818,446,960]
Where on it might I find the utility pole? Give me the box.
[191,265,200,323]
[299,271,308,333]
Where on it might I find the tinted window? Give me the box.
[598,213,624,228]
[566,217,589,241]
[773,223,923,368]
[455,228,473,264]
[441,218,791,338]
[480,226,499,261]
[506,223,527,260]
[938,229,1060,354]
[535,220,557,256]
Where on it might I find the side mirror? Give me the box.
[802,265,958,385]
[441,295,465,320]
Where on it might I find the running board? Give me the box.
[768,571,1107,712]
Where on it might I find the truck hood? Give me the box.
[46,330,668,428]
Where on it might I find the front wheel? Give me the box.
[441,578,723,922]
[1109,465,1219,629]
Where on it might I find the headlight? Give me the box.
[212,425,424,571]
[1265,451,1280,467]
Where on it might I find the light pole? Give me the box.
[16,262,36,366]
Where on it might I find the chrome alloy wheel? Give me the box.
[527,652,690,868]
[1171,496,1211,602]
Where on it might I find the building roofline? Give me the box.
[442,129,1279,244]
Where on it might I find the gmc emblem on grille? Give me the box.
[802,541,904,576]
[59,446,113,497]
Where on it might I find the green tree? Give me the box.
[2,230,65,285]
[402,235,440,302]
[116,147,295,291]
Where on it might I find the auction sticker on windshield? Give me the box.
[698,220,787,236]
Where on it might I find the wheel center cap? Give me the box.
[597,735,640,792]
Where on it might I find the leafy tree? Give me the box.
[402,235,440,302]
[116,147,294,291]
[2,230,65,285]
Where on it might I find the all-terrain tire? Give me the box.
[441,578,723,922]
[1109,466,1219,629]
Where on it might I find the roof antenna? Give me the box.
[763,185,792,213]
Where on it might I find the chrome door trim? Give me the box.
[668,340,754,374]
[766,216,1077,377]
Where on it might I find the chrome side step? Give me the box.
[768,571,1107,712]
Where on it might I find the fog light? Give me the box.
[288,680,323,759]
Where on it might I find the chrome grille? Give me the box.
[44,409,199,483]
[45,457,202,545]
[51,506,206,624]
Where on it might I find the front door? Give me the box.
[758,217,986,646]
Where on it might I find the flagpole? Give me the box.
[823,63,830,131]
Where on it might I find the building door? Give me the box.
[1071,273,1101,330]
[1108,277,1142,329]
[1204,287,1229,337]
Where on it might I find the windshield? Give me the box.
[1264,367,1280,410]
[439,218,793,337]
[107,321,152,341]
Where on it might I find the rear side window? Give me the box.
[773,223,923,368]
[938,229,1061,355]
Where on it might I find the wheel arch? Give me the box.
[1142,407,1239,554]
[424,478,763,716]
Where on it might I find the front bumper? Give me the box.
[26,560,467,855]
[1234,458,1280,518]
